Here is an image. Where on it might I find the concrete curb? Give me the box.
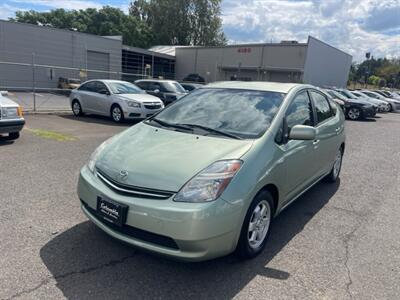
[23,110,72,115]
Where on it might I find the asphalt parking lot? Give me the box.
[1,113,399,300]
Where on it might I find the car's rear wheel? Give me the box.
[6,132,20,140]
[387,103,393,112]
[347,107,361,120]
[324,147,343,183]
[236,191,274,259]
[111,104,124,123]
[72,100,83,116]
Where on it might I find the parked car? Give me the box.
[324,89,376,120]
[359,90,400,112]
[0,91,25,140]
[319,88,345,111]
[374,90,400,100]
[350,90,390,112]
[58,77,81,89]
[182,73,205,83]
[180,82,203,92]
[135,79,188,105]
[78,81,345,261]
[70,80,164,123]
[337,89,388,113]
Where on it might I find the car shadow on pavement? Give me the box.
[40,180,340,300]
[58,114,141,127]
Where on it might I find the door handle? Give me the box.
[313,139,320,145]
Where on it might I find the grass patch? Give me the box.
[26,128,77,141]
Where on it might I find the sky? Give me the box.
[0,0,399,62]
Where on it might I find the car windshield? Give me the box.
[149,88,285,139]
[163,82,186,93]
[362,91,379,99]
[339,90,356,99]
[108,82,144,94]
[326,90,346,100]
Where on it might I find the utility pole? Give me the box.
[32,53,36,112]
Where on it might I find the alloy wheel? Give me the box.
[332,150,343,179]
[112,106,122,122]
[348,108,360,120]
[248,200,271,249]
[72,102,81,116]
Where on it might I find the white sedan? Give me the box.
[359,90,400,112]
[0,91,25,140]
[70,80,165,122]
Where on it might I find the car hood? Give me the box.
[96,123,254,192]
[117,93,162,103]
[0,95,18,107]
[344,98,370,106]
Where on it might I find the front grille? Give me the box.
[82,201,179,250]
[144,104,162,110]
[96,168,174,200]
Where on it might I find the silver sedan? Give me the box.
[70,80,165,122]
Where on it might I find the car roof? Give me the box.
[204,81,305,93]
[135,79,178,83]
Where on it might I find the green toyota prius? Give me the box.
[78,81,345,262]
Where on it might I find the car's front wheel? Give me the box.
[346,107,362,120]
[236,191,274,259]
[111,104,124,123]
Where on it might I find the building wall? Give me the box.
[0,20,122,89]
[176,44,307,83]
[303,36,352,88]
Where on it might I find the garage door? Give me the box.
[87,51,110,80]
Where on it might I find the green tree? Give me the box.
[129,0,227,46]
[367,75,380,86]
[10,7,154,48]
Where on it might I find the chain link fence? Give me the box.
[0,55,174,112]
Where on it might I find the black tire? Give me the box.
[236,190,275,259]
[71,100,83,116]
[6,132,20,140]
[388,103,393,112]
[346,107,362,120]
[324,147,343,183]
[111,104,124,123]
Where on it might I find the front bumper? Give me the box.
[123,106,163,119]
[361,106,376,118]
[78,166,242,261]
[0,118,25,134]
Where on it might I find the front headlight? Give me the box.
[87,137,115,173]
[2,107,19,118]
[127,101,141,108]
[174,160,243,203]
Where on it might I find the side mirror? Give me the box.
[153,89,160,94]
[289,125,316,140]
[99,89,110,95]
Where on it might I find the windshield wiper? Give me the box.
[176,123,242,140]
[147,118,193,132]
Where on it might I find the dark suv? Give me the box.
[135,79,188,105]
